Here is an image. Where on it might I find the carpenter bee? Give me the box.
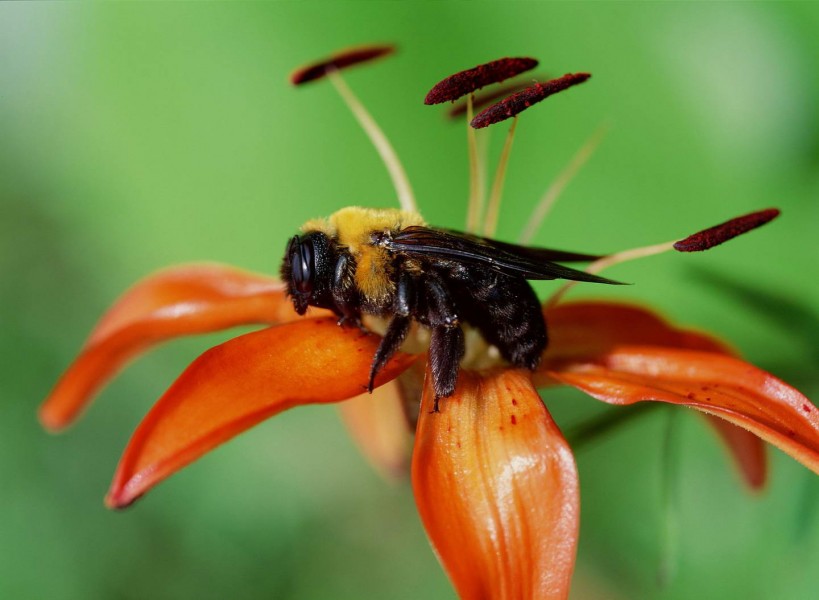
[281,207,621,406]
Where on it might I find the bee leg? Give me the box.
[425,278,465,406]
[367,316,411,392]
[367,272,415,393]
[332,253,364,330]
[429,325,465,407]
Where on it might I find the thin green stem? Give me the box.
[658,409,681,589]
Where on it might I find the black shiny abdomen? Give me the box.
[438,262,547,370]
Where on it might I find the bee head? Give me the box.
[281,231,337,315]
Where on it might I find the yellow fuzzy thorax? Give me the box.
[301,207,426,302]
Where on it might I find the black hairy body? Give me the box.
[281,208,621,408]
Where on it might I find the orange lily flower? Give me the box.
[40,47,819,599]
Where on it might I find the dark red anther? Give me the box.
[447,81,534,119]
[424,57,538,105]
[290,45,395,85]
[470,73,591,129]
[673,208,781,252]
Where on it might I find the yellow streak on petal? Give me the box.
[412,368,579,600]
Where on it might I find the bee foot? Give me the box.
[337,316,366,332]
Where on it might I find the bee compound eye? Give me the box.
[292,237,315,294]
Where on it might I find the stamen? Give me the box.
[471,73,591,129]
[483,116,518,237]
[447,81,534,119]
[424,57,538,105]
[326,70,417,213]
[519,122,610,244]
[465,95,486,233]
[544,241,670,309]
[290,45,395,85]
[673,208,780,252]
[545,208,782,309]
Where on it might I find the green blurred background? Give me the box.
[2,3,818,599]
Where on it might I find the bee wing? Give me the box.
[387,226,625,284]
[443,229,603,263]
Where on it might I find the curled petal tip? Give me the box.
[38,405,66,433]
[104,489,141,510]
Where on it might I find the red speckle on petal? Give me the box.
[803,404,812,413]
[512,399,518,406]
[511,415,517,425]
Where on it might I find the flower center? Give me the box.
[362,315,506,371]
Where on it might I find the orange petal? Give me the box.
[40,263,313,431]
[542,301,768,490]
[106,317,414,508]
[413,368,579,600]
[338,379,414,480]
[541,301,730,369]
[547,346,819,475]
[704,415,767,490]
